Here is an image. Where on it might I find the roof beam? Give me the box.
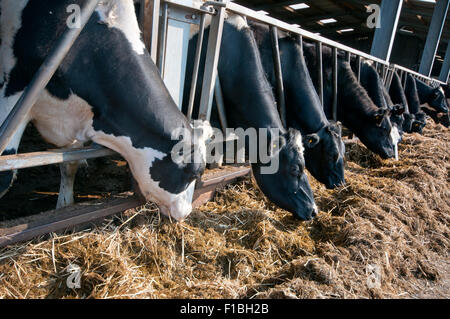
[370,0,404,61]
[439,40,450,82]
[419,0,450,76]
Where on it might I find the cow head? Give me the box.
[428,87,448,113]
[302,122,345,189]
[252,129,317,221]
[402,112,415,133]
[411,112,427,133]
[356,107,396,159]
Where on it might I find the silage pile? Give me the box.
[0,122,448,299]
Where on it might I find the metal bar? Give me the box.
[356,56,362,83]
[157,2,169,74]
[187,13,206,120]
[332,47,338,122]
[370,0,403,61]
[214,75,228,133]
[149,0,161,62]
[392,63,446,85]
[0,166,251,247]
[270,26,287,127]
[0,0,101,155]
[382,65,389,85]
[316,42,324,105]
[0,195,143,248]
[419,0,450,77]
[345,51,351,63]
[198,1,226,121]
[439,40,450,82]
[386,68,395,90]
[0,146,116,172]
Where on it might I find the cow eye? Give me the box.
[290,165,302,177]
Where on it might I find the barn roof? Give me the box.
[233,0,450,69]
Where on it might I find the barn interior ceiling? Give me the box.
[232,0,450,72]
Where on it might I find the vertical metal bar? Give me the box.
[139,0,160,61]
[187,13,206,120]
[345,51,351,63]
[419,0,450,77]
[149,0,161,63]
[370,0,403,61]
[439,40,450,82]
[386,68,394,90]
[316,42,324,105]
[356,56,362,83]
[198,2,226,121]
[157,2,169,74]
[297,35,303,47]
[382,65,389,85]
[270,26,287,127]
[332,47,338,122]
[402,70,407,88]
[214,75,228,133]
[0,0,101,154]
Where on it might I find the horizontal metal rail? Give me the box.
[225,1,390,66]
[0,166,251,247]
[391,64,446,85]
[222,1,445,86]
[0,145,116,172]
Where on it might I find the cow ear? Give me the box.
[328,121,342,136]
[392,104,405,116]
[303,133,320,148]
[372,108,387,126]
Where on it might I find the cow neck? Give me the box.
[360,63,388,109]
[337,62,378,132]
[278,37,328,134]
[405,76,421,114]
[415,78,433,103]
[218,22,286,134]
[390,73,410,113]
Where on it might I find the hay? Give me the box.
[0,122,448,299]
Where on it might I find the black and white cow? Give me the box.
[415,78,448,114]
[414,79,449,128]
[404,74,427,133]
[302,43,397,159]
[0,0,212,221]
[184,16,318,220]
[249,22,345,189]
[388,71,416,133]
[356,62,404,149]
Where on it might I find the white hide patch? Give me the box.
[0,0,29,87]
[292,131,305,156]
[97,0,146,55]
[32,91,195,221]
[226,14,249,31]
[390,126,401,161]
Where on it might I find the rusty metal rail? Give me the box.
[0,165,251,247]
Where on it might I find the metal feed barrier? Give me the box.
[0,0,448,247]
